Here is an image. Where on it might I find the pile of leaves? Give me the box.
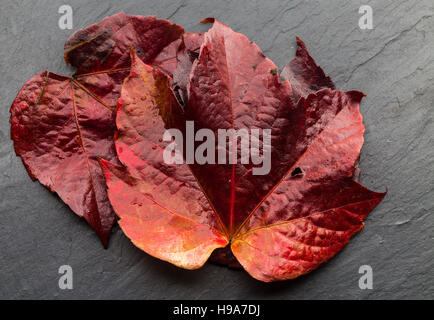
[10,12,385,282]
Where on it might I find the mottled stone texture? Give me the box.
[0,0,433,299]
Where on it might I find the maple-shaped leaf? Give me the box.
[10,13,184,247]
[101,18,385,282]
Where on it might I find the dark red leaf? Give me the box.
[281,36,335,103]
[152,32,204,106]
[10,13,184,246]
[209,247,242,269]
[101,19,385,281]
[10,72,117,246]
[65,12,184,107]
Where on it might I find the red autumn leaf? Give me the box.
[10,72,118,247]
[100,19,385,281]
[64,12,185,106]
[153,32,204,106]
[10,13,184,247]
[281,36,336,102]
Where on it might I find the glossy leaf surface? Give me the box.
[10,13,184,246]
[101,19,385,281]
[10,72,117,246]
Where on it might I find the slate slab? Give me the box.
[0,0,433,299]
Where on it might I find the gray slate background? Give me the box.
[1,0,433,299]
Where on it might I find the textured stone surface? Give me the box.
[0,0,433,299]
